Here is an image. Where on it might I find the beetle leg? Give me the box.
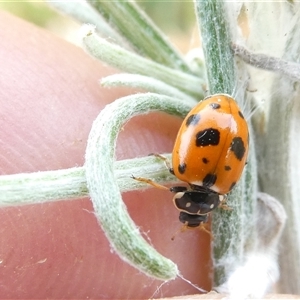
[170,186,188,193]
[149,153,174,175]
[219,195,233,211]
[171,220,213,240]
[131,175,169,191]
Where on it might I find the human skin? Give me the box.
[0,12,211,298]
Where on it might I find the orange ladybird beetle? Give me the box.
[133,93,249,229]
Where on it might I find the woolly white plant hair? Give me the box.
[216,193,286,299]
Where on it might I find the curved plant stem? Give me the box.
[85,93,192,280]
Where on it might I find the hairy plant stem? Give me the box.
[85,93,192,280]
[194,0,256,287]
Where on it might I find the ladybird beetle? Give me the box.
[133,93,249,230]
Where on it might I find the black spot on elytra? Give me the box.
[202,157,209,164]
[224,165,231,171]
[229,182,236,191]
[209,103,221,109]
[186,114,200,126]
[230,137,246,161]
[203,173,217,188]
[196,128,220,147]
[238,111,245,119]
[178,163,186,174]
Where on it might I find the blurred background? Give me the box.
[0,1,198,53]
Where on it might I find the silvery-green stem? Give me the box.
[46,0,126,46]
[81,25,204,98]
[85,93,192,280]
[101,74,197,105]
[194,0,257,288]
[87,0,193,74]
[0,154,176,206]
